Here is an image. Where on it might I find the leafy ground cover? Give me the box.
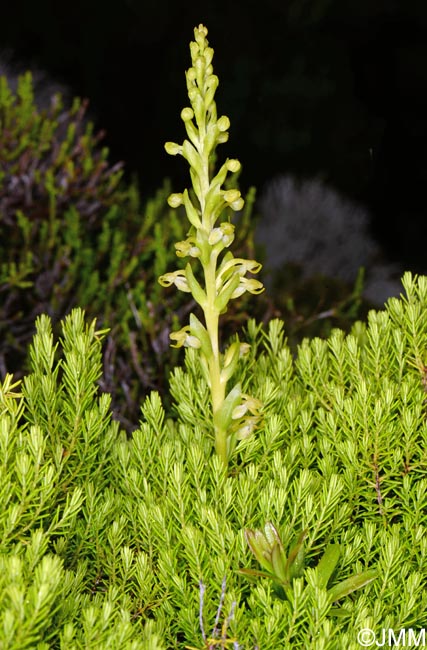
[1,24,426,650]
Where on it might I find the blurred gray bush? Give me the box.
[256,175,402,304]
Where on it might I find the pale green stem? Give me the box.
[197,133,229,464]
[203,251,227,465]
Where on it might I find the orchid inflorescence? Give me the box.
[159,24,264,466]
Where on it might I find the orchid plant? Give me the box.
[240,522,377,615]
[159,24,264,467]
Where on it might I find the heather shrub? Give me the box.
[0,50,70,109]
[1,273,427,647]
[0,70,172,428]
[0,70,258,429]
[1,24,426,650]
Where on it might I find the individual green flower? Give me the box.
[234,416,260,441]
[158,270,191,293]
[208,222,235,247]
[175,238,201,258]
[170,326,201,349]
[230,277,265,299]
[231,394,262,420]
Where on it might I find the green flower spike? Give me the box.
[159,24,264,467]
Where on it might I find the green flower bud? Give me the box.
[181,107,194,121]
[205,47,214,66]
[186,67,197,83]
[217,115,230,132]
[188,87,199,103]
[194,23,208,46]
[194,56,205,85]
[190,42,199,62]
[165,141,182,156]
[226,159,241,173]
[223,189,241,204]
[167,193,183,208]
[204,75,219,109]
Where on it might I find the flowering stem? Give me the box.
[159,24,264,467]
[204,265,227,462]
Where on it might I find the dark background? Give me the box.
[1,0,427,272]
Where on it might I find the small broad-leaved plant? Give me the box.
[240,522,377,616]
[159,24,264,467]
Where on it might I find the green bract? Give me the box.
[159,24,264,466]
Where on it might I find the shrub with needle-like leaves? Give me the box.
[2,273,427,647]
[3,23,427,650]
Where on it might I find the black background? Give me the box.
[1,0,427,271]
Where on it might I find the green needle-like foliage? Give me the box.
[4,23,427,650]
[160,24,264,466]
[0,266,427,650]
[2,272,427,647]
